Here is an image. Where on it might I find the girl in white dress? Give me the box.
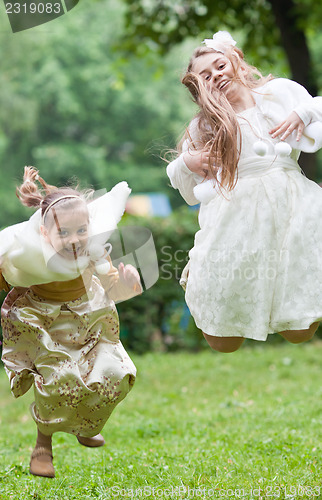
[1,167,141,478]
[167,31,322,353]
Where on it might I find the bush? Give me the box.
[117,206,204,353]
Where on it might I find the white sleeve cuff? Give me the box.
[293,106,311,127]
[166,153,192,188]
[294,97,322,127]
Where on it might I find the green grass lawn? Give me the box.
[1,341,322,499]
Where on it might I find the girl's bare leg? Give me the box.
[279,322,319,344]
[203,333,245,353]
[30,428,55,478]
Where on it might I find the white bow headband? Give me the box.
[202,31,237,54]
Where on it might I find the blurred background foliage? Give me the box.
[0,0,321,352]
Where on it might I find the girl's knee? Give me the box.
[279,321,319,344]
[203,333,244,353]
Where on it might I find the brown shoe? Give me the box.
[30,446,55,478]
[77,434,105,447]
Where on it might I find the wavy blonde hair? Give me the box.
[180,45,273,191]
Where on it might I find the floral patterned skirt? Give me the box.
[1,279,136,436]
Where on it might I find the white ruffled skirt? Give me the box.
[184,157,322,340]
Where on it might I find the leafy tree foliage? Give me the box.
[121,0,322,91]
[0,0,195,228]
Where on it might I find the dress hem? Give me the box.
[197,314,322,341]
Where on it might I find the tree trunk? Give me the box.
[268,0,317,95]
[268,0,318,179]
[298,152,318,181]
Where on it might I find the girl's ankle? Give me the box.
[35,429,52,450]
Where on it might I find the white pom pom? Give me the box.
[193,180,217,204]
[274,141,292,157]
[253,141,268,156]
[88,243,105,260]
[95,260,111,275]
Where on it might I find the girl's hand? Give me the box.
[269,111,305,142]
[118,263,141,289]
[183,150,213,177]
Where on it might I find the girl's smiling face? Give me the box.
[192,52,249,110]
[193,52,235,90]
[41,203,89,260]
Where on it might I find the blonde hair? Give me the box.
[16,166,91,226]
[180,45,273,191]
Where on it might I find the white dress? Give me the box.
[167,79,322,340]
